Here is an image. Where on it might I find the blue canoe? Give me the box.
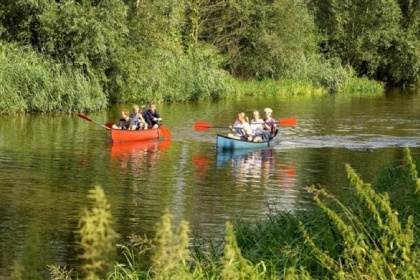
[216,129,280,151]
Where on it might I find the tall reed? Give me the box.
[0,42,107,114]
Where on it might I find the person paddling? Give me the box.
[143,102,162,129]
[263,108,277,137]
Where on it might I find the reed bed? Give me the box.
[1,42,384,115]
[0,43,106,114]
[229,78,326,97]
[342,77,385,97]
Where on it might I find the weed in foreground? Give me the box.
[75,186,119,279]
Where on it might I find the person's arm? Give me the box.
[154,111,162,121]
[139,113,146,124]
[143,112,152,125]
[262,119,271,130]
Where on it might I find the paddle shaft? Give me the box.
[77,114,110,130]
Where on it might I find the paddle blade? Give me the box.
[160,125,172,139]
[278,118,297,126]
[105,122,115,129]
[194,122,212,130]
[77,113,93,122]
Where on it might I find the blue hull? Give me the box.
[216,130,279,151]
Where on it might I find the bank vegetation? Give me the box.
[1,0,419,114]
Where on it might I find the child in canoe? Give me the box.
[228,112,253,141]
[263,107,277,136]
[130,105,147,130]
[143,102,163,129]
[251,110,273,142]
[112,109,135,130]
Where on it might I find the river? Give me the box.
[1,89,420,277]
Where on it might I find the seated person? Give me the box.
[263,107,277,138]
[228,112,252,141]
[130,105,146,130]
[143,102,162,129]
[112,109,134,130]
[250,110,271,142]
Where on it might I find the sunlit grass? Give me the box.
[229,78,326,97]
[341,77,384,97]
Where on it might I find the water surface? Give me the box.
[1,90,420,276]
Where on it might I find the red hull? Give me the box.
[110,128,163,142]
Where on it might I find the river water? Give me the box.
[1,90,420,276]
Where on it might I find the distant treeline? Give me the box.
[0,0,419,113]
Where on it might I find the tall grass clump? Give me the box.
[75,186,119,279]
[232,148,420,279]
[108,216,276,279]
[302,167,418,279]
[107,210,200,279]
[116,47,232,104]
[227,56,383,98]
[229,78,326,97]
[0,42,107,114]
[341,77,384,97]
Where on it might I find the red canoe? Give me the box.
[110,128,164,142]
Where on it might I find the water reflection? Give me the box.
[215,148,298,211]
[109,140,172,179]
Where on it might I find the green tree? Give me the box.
[199,0,317,80]
[310,0,420,86]
[0,0,129,97]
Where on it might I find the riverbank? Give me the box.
[1,43,383,115]
[22,147,415,279]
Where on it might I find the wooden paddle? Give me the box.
[77,114,110,130]
[195,118,298,130]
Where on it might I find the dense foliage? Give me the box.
[0,0,418,112]
[309,0,420,86]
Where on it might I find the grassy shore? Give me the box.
[14,147,412,279]
[1,42,384,115]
